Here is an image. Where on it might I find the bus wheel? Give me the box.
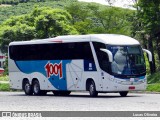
[119,91,128,97]
[89,81,98,97]
[23,80,33,95]
[32,80,41,96]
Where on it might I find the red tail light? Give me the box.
[129,86,135,90]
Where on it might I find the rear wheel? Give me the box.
[89,81,98,97]
[119,91,128,97]
[32,80,41,96]
[23,80,33,95]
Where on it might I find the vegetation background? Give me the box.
[0,0,160,92]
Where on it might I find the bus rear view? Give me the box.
[8,34,152,97]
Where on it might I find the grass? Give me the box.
[146,72,160,92]
[0,83,10,91]
[147,72,160,84]
[0,75,9,81]
[146,83,160,92]
[0,75,10,91]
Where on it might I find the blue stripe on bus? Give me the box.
[15,60,71,90]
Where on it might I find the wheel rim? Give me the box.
[90,84,94,95]
[25,83,30,93]
[34,83,39,94]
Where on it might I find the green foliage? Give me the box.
[65,2,134,35]
[0,75,9,81]
[147,71,160,92]
[147,72,160,84]
[0,0,76,24]
[0,0,46,5]
[0,6,78,53]
[32,7,77,38]
[3,55,8,75]
[0,83,10,91]
[146,83,160,92]
[0,0,133,34]
[0,23,35,52]
[132,0,160,74]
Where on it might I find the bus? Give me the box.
[8,34,152,97]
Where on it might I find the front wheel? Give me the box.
[119,91,128,97]
[89,81,98,97]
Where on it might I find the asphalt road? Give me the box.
[0,92,160,111]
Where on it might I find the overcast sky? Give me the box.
[78,0,135,9]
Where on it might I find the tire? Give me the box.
[119,91,128,97]
[23,80,33,95]
[32,80,41,96]
[89,81,98,97]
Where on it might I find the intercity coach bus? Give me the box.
[8,34,152,97]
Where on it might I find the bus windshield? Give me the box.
[107,45,146,76]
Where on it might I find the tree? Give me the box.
[65,2,93,34]
[132,0,160,73]
[66,2,133,35]
[87,3,133,35]
[0,7,78,53]
[32,7,78,38]
[0,24,35,52]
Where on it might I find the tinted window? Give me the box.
[93,42,111,73]
[9,42,94,61]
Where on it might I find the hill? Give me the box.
[0,0,134,37]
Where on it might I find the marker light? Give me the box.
[129,86,135,90]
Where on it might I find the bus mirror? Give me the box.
[100,48,113,62]
[143,49,152,62]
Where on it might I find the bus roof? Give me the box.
[9,34,140,46]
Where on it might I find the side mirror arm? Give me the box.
[100,48,113,62]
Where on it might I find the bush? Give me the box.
[0,83,10,91]
[0,75,9,81]
[147,83,160,92]
[147,72,160,84]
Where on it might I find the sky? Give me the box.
[78,0,135,9]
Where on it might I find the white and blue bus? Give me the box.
[8,34,152,97]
